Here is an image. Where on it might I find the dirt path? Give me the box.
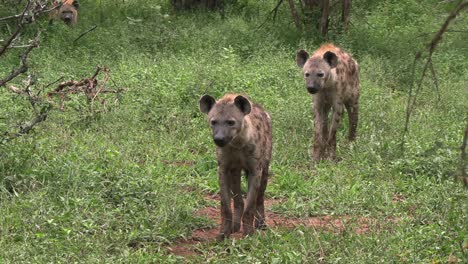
[167,194,377,257]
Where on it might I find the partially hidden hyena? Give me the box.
[199,94,272,240]
[50,0,80,26]
[296,43,360,161]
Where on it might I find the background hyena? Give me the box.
[50,0,80,26]
[296,43,360,161]
[199,94,272,240]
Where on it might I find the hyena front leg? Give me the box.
[230,168,243,233]
[243,167,261,236]
[313,104,330,161]
[327,102,344,160]
[217,168,233,241]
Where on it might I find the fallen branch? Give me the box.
[47,67,125,110]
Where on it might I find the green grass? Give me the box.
[1,0,467,262]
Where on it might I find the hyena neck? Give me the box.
[325,69,338,88]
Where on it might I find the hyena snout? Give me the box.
[63,14,73,23]
[213,136,230,147]
[213,131,232,147]
[307,86,320,94]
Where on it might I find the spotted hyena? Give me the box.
[50,0,80,26]
[199,94,272,240]
[296,43,360,161]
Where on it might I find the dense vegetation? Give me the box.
[1,0,466,262]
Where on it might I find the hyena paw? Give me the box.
[255,219,267,230]
[216,232,230,242]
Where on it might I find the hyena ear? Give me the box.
[296,50,309,68]
[323,51,338,68]
[72,0,80,9]
[234,95,251,115]
[199,95,216,114]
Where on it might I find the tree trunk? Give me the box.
[288,0,301,29]
[342,0,351,31]
[320,0,329,37]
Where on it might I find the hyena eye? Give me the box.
[317,72,324,78]
[226,120,235,126]
[211,120,218,126]
[305,73,310,77]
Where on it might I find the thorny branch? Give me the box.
[401,1,468,151]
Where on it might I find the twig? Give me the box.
[18,104,52,135]
[0,39,38,87]
[42,76,64,90]
[257,0,285,29]
[428,59,441,101]
[0,0,31,56]
[73,25,98,43]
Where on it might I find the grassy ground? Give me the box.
[1,0,467,262]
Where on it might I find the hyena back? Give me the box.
[296,43,360,161]
[199,94,272,240]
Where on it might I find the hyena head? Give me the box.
[296,50,338,94]
[199,94,251,147]
[59,0,79,25]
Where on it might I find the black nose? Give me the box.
[213,137,228,147]
[307,86,319,94]
[64,17,72,23]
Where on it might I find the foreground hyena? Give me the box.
[296,43,360,161]
[50,0,80,26]
[199,94,272,240]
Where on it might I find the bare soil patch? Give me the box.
[167,194,385,257]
